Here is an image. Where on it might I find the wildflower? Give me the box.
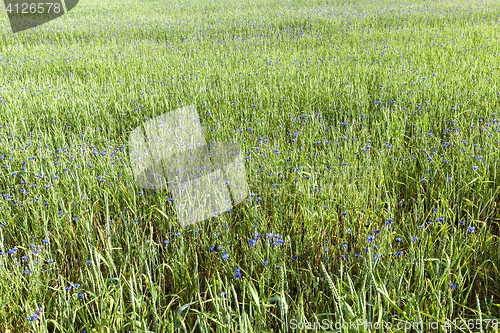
[467,226,475,233]
[234,268,242,278]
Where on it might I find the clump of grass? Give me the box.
[0,0,499,331]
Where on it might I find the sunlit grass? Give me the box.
[0,0,499,331]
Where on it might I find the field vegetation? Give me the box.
[0,0,499,331]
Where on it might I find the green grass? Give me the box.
[0,0,499,331]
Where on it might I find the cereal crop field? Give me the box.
[0,0,499,331]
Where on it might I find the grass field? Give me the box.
[0,0,500,331]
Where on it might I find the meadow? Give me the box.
[0,0,499,331]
